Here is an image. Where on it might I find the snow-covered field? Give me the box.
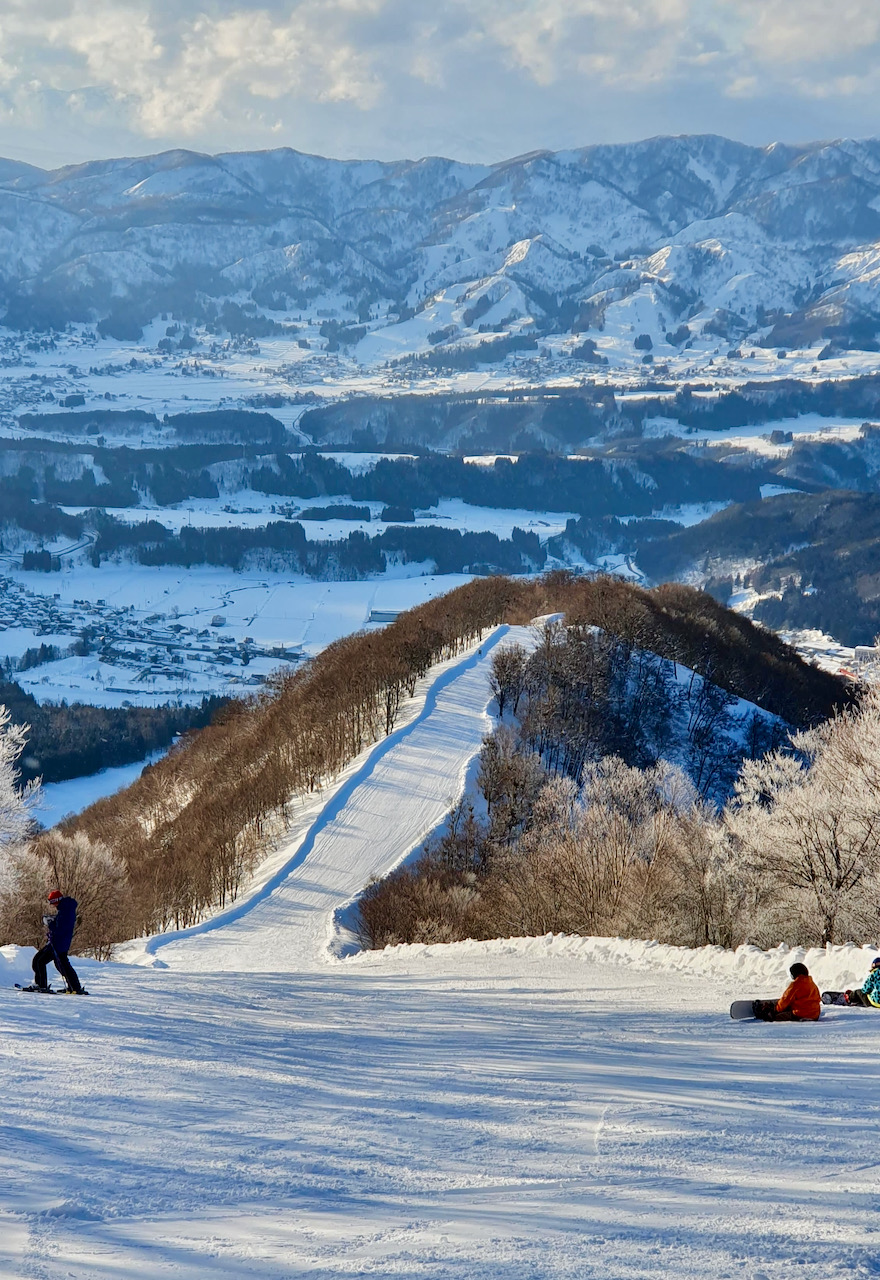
[3,630,880,1278]
[92,493,577,542]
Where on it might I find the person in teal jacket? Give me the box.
[846,957,880,1007]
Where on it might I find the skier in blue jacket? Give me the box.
[31,890,84,994]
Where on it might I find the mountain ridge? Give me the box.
[5,133,880,354]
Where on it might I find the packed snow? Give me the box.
[3,628,880,1278]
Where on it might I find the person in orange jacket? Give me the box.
[753,962,821,1022]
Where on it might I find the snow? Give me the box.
[644,413,870,453]
[130,623,522,972]
[760,483,799,499]
[97,494,576,541]
[0,299,877,443]
[463,454,518,466]
[37,752,163,827]
[619,500,731,527]
[4,628,880,1276]
[0,626,71,661]
[421,497,574,539]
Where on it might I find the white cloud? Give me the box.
[736,0,880,66]
[0,0,878,166]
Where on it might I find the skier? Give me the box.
[753,962,821,1022]
[822,956,880,1007]
[30,890,84,994]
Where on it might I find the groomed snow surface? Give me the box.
[3,629,880,1279]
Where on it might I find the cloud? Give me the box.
[472,0,696,89]
[0,0,878,167]
[736,0,880,66]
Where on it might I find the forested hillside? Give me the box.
[7,135,880,363]
[359,601,877,955]
[637,490,880,646]
[0,679,224,786]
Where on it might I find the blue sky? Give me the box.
[1,0,879,167]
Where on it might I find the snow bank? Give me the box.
[0,945,35,986]
[351,931,880,993]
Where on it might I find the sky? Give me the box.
[0,0,879,169]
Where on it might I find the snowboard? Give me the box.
[822,990,849,1006]
[730,1000,757,1020]
[14,983,88,995]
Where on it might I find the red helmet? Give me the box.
[47,890,63,903]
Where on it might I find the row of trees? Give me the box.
[630,373,880,435]
[504,573,847,727]
[250,446,760,518]
[95,520,542,578]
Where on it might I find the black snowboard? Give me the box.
[15,983,89,995]
[822,990,849,1006]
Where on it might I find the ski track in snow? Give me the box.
[3,628,880,1278]
[138,622,515,972]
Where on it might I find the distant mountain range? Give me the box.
[4,135,880,353]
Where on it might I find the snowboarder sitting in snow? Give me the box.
[753,962,821,1022]
[839,957,880,1007]
[31,890,84,994]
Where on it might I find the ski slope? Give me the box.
[132,623,521,973]
[3,627,880,1278]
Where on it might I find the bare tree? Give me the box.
[489,643,528,716]
[477,726,546,850]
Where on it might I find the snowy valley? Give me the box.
[7,132,880,770]
[4,131,880,1279]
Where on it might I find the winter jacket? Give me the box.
[47,897,77,955]
[776,973,821,1021]
[859,968,880,1007]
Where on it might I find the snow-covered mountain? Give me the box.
[6,134,880,352]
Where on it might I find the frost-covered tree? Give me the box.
[33,830,130,958]
[0,706,39,861]
[0,705,42,946]
[489,642,528,717]
[0,705,130,955]
[477,725,546,851]
[726,688,880,945]
[1,828,130,958]
[495,756,698,938]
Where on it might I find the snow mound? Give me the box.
[351,931,880,993]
